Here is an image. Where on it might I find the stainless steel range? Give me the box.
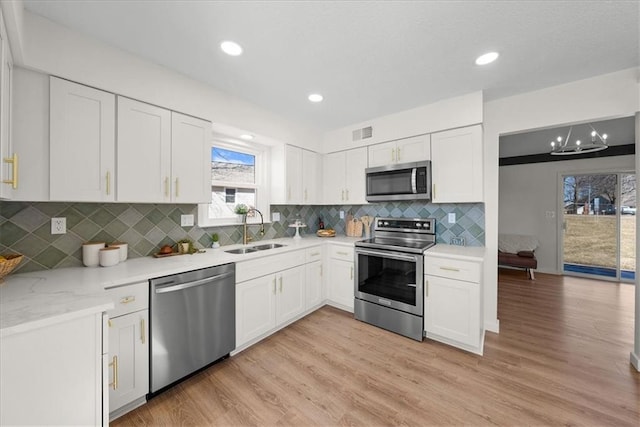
[354,217,435,341]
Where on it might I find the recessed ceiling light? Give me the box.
[475,51,499,65]
[220,40,243,56]
[240,134,254,140]
[308,93,323,103]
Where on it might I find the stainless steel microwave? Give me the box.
[365,161,432,202]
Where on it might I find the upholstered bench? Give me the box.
[498,234,539,279]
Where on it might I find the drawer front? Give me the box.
[236,250,306,283]
[425,256,481,283]
[105,281,149,317]
[329,245,354,261]
[305,246,323,263]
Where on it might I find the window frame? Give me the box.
[198,141,270,228]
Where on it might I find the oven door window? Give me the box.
[356,252,417,306]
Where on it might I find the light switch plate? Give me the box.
[272,212,281,221]
[51,217,66,234]
[340,210,345,219]
[448,213,456,224]
[180,214,194,227]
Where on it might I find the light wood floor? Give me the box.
[113,269,639,426]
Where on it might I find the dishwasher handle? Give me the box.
[154,272,234,294]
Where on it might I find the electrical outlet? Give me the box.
[51,217,66,234]
[450,237,465,246]
[180,214,194,227]
[340,210,345,219]
[448,213,456,224]
[272,212,281,221]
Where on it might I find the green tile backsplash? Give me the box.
[0,201,483,273]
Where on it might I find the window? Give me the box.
[198,144,269,227]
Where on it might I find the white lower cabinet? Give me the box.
[105,281,149,419]
[0,312,106,426]
[236,265,305,348]
[305,260,323,309]
[108,311,149,417]
[326,245,355,311]
[425,251,483,354]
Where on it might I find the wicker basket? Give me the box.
[0,254,23,282]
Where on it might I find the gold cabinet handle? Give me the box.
[108,319,112,328]
[119,295,135,304]
[439,266,460,272]
[310,252,320,257]
[279,276,283,293]
[175,177,179,198]
[109,355,118,390]
[141,318,146,344]
[397,147,401,161]
[425,280,429,297]
[164,177,169,197]
[106,170,111,195]
[391,148,395,162]
[341,189,345,201]
[432,184,436,199]
[3,153,18,189]
[350,266,354,280]
[272,278,276,295]
[336,251,349,256]
[345,189,349,201]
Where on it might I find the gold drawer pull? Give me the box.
[439,266,460,272]
[310,252,320,256]
[272,278,276,295]
[279,276,283,293]
[141,318,146,344]
[336,251,349,256]
[120,295,135,304]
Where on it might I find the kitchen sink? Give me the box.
[252,243,287,251]
[225,247,259,254]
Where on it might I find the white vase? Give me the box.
[212,242,220,248]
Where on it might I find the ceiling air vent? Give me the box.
[352,126,373,141]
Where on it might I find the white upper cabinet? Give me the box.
[0,11,14,199]
[430,125,483,203]
[117,98,211,204]
[271,144,320,205]
[50,77,116,201]
[171,112,211,203]
[117,97,171,203]
[367,134,431,168]
[323,147,367,205]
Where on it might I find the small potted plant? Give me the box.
[234,204,249,222]
[177,238,195,254]
[211,233,220,249]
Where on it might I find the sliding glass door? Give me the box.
[561,172,636,281]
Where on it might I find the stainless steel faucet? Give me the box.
[242,208,265,245]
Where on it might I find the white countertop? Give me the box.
[425,244,486,261]
[0,236,360,337]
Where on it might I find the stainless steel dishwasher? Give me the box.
[149,263,235,395]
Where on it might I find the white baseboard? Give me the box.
[631,351,640,372]
[484,319,500,333]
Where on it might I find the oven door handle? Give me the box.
[355,248,420,263]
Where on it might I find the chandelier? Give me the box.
[550,124,608,155]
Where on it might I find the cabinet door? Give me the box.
[236,275,277,347]
[108,310,149,413]
[302,149,320,204]
[345,147,368,204]
[276,265,306,325]
[171,112,211,203]
[50,77,116,201]
[285,145,303,203]
[305,260,323,309]
[0,24,13,199]
[323,151,346,204]
[396,134,431,164]
[425,275,480,347]
[367,141,396,168]
[117,97,171,203]
[328,258,354,310]
[431,125,483,203]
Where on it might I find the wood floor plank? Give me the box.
[112,270,639,426]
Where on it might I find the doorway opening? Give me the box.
[561,172,636,281]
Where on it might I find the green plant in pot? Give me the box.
[211,233,220,249]
[176,238,196,254]
[234,204,249,222]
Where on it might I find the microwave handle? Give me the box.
[411,168,417,194]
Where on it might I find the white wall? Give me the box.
[484,68,640,335]
[499,155,635,274]
[322,91,482,153]
[18,11,322,151]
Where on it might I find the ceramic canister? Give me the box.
[109,242,128,262]
[82,242,105,267]
[99,247,120,267]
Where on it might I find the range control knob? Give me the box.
[383,221,389,226]
[416,223,422,228]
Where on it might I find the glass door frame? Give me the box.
[558,169,635,283]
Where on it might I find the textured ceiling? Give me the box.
[23,1,640,132]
